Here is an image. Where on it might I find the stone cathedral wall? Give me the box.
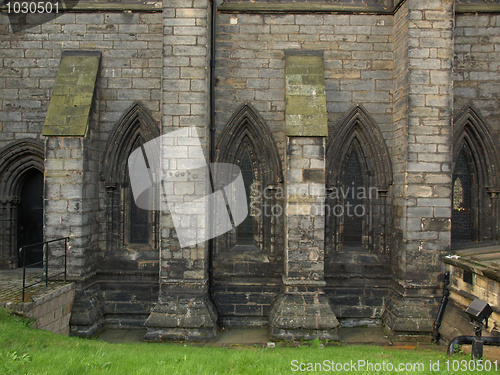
[0,0,499,337]
[0,8,163,148]
[0,4,163,332]
[454,13,500,142]
[213,11,395,323]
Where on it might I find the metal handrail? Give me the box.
[19,237,69,301]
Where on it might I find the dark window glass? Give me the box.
[343,150,363,245]
[452,149,472,242]
[130,189,149,244]
[463,270,473,285]
[236,151,254,245]
[129,142,150,244]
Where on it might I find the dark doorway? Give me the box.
[17,171,44,267]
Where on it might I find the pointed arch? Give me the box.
[325,105,392,257]
[326,105,392,189]
[102,101,160,184]
[101,102,159,250]
[325,106,393,322]
[452,106,500,242]
[213,104,284,325]
[0,139,44,268]
[453,106,500,189]
[0,139,44,198]
[215,104,284,253]
[216,104,283,184]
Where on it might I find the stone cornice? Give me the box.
[2,0,498,14]
[218,2,394,15]
[456,4,500,13]
[218,0,500,15]
[0,1,162,13]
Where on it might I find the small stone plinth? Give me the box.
[145,293,218,342]
[270,281,339,341]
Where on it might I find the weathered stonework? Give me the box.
[42,51,100,137]
[0,0,499,341]
[383,0,455,334]
[269,136,339,341]
[144,0,217,341]
[285,53,328,137]
[4,283,75,335]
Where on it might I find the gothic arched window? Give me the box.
[452,107,500,243]
[102,102,160,251]
[213,104,284,325]
[325,106,393,322]
[326,106,392,254]
[127,140,151,245]
[215,104,284,255]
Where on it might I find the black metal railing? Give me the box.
[19,237,69,301]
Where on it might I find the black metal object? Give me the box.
[448,299,496,360]
[447,335,500,356]
[19,237,69,302]
[208,0,222,327]
[466,298,493,325]
[472,337,483,360]
[432,271,450,342]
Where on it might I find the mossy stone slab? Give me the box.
[42,51,101,137]
[285,54,328,137]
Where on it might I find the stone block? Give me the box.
[287,169,303,183]
[407,207,433,218]
[421,217,450,231]
[302,169,324,183]
[407,162,441,172]
[295,15,323,26]
[303,145,324,158]
[417,198,450,207]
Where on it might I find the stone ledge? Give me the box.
[0,1,162,13]
[282,278,326,287]
[218,2,394,14]
[219,1,500,15]
[444,248,500,283]
[456,4,500,13]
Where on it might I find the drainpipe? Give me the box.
[432,271,450,342]
[208,0,222,327]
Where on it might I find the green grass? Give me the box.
[0,308,498,375]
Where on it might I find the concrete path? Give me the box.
[96,326,392,346]
[94,326,500,361]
